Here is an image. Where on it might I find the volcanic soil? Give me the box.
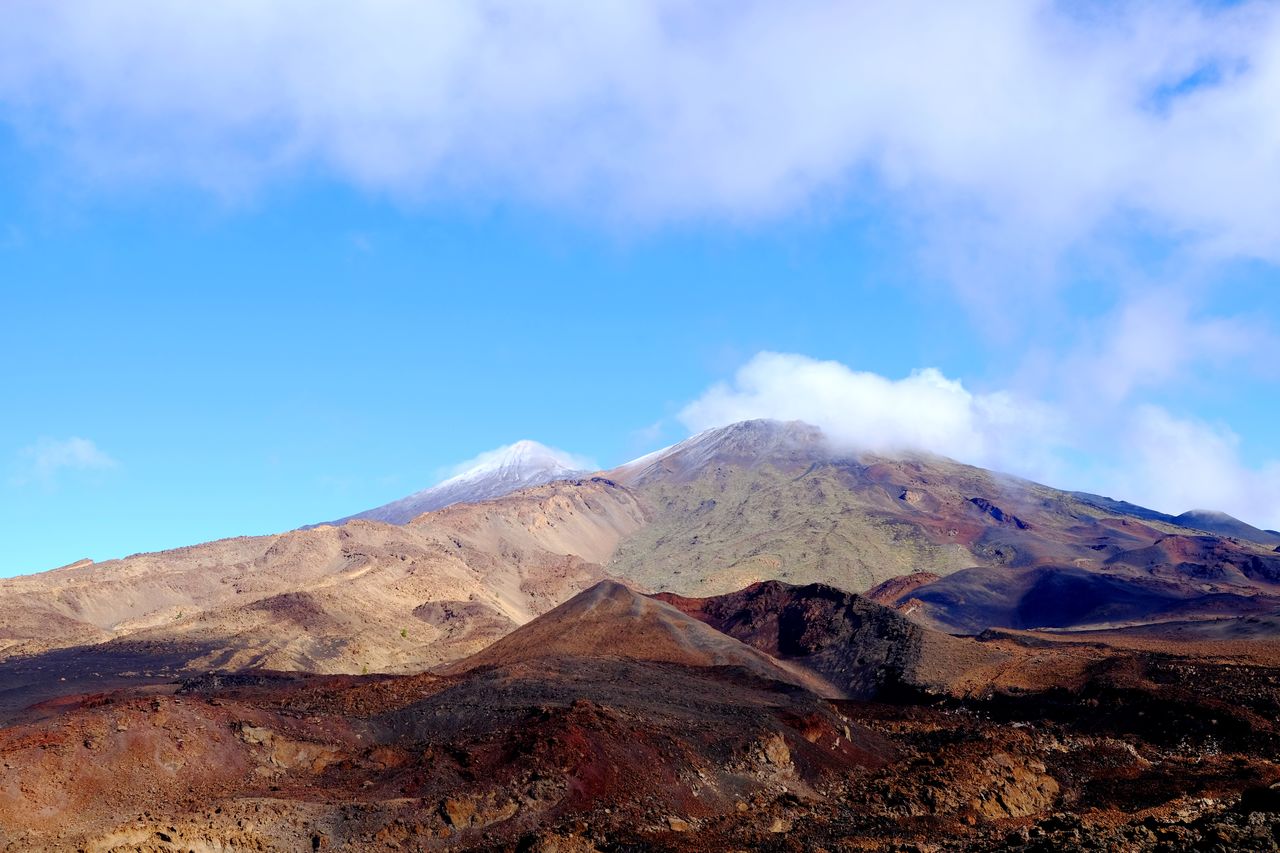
[1,580,1279,851]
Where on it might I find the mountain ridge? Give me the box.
[3,417,1279,708]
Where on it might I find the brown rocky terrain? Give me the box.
[0,477,645,664]
[654,580,1007,700]
[1,579,1278,851]
[0,478,646,719]
[452,580,839,696]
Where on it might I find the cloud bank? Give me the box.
[680,352,1280,530]
[2,0,1280,260]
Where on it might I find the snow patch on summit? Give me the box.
[447,440,593,483]
[317,440,593,526]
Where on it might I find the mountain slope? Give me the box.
[654,580,1007,699]
[614,419,829,485]
[454,579,839,696]
[607,422,973,593]
[316,440,588,526]
[1174,510,1280,547]
[606,420,1188,595]
[0,478,645,689]
[0,581,900,852]
[893,563,1280,635]
[872,529,1280,635]
[1067,495,1280,547]
[5,417,1279,721]
[601,420,1280,641]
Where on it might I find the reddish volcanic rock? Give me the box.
[863,570,943,606]
[654,580,1006,699]
[0,579,1279,850]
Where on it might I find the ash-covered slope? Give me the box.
[316,440,588,526]
[654,580,1006,699]
[1066,495,1280,547]
[894,563,1280,635]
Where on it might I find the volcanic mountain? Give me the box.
[1064,493,1280,549]
[0,477,647,719]
[607,421,1280,621]
[455,579,839,696]
[3,417,1280,723]
[315,439,589,526]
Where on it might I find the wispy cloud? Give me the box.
[1052,292,1274,407]
[680,352,1280,529]
[12,437,119,487]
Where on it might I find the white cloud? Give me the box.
[12,437,118,487]
[680,352,1064,479]
[680,352,1280,529]
[1,0,1280,265]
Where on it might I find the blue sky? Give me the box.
[2,1,1279,575]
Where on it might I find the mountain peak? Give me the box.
[611,418,830,485]
[315,440,590,527]
[448,439,582,482]
[1174,509,1280,547]
[449,579,839,695]
[1180,509,1234,521]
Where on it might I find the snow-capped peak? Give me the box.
[447,440,587,484]
[314,440,593,527]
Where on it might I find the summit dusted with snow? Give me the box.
[318,440,591,526]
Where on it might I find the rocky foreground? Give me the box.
[1,580,1278,851]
